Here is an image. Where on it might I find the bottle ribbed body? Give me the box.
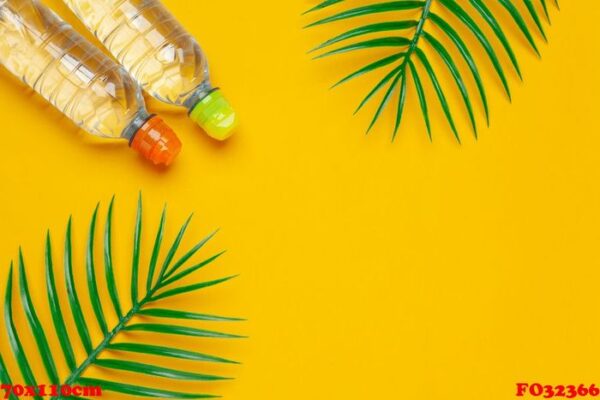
[0,0,147,139]
[63,0,210,109]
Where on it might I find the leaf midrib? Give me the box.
[54,288,158,399]
[396,0,434,80]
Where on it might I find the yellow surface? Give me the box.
[0,1,598,399]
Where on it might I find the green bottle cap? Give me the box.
[189,89,238,140]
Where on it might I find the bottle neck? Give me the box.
[122,108,152,142]
[184,80,217,113]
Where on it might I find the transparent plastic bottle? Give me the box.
[0,0,181,165]
[62,0,238,140]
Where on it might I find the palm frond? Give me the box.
[305,0,558,141]
[1,196,241,399]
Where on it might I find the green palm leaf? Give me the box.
[64,217,93,355]
[86,205,108,336]
[4,265,40,400]
[92,359,228,381]
[124,323,243,339]
[77,378,218,399]
[45,232,76,371]
[305,0,558,141]
[137,307,242,322]
[104,196,123,319]
[18,250,59,384]
[106,342,239,364]
[0,197,241,399]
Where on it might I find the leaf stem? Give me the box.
[367,0,432,122]
[54,283,161,399]
[399,0,433,74]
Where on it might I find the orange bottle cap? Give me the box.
[130,115,181,166]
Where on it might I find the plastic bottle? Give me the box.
[0,0,181,166]
[63,0,238,140]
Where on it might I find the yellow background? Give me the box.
[0,0,599,399]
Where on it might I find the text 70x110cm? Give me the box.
[0,383,101,398]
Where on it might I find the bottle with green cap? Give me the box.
[61,0,238,140]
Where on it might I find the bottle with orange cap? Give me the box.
[0,0,181,166]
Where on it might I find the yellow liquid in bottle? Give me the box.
[63,0,210,109]
[0,0,147,139]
